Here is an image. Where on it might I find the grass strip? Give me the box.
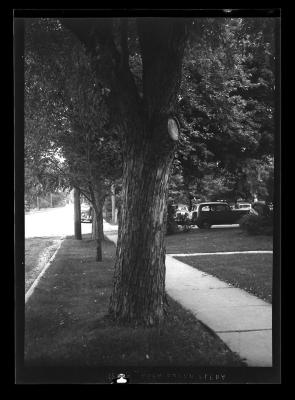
[174,253,273,303]
[25,235,245,367]
[165,228,273,255]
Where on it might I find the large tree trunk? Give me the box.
[109,133,175,326]
[62,17,189,326]
[107,20,187,326]
[73,187,82,240]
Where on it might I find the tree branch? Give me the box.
[137,18,189,120]
[79,187,92,204]
[45,156,92,201]
[61,17,143,132]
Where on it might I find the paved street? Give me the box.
[25,204,92,238]
[25,205,238,239]
[25,204,92,299]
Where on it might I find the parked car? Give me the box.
[251,201,272,217]
[235,202,252,210]
[191,202,250,228]
[81,203,93,223]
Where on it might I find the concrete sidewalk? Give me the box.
[103,220,118,244]
[103,222,272,367]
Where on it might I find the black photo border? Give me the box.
[14,7,282,385]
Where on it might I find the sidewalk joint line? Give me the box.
[215,328,272,333]
[167,250,273,257]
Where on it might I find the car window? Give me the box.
[212,204,228,212]
[200,205,210,212]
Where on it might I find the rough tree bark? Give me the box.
[109,134,176,325]
[108,19,188,325]
[73,187,82,240]
[62,17,189,326]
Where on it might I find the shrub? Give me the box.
[175,214,191,232]
[239,213,273,235]
[166,203,179,235]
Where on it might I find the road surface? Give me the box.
[25,203,92,238]
[25,204,92,296]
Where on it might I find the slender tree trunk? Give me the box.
[37,196,40,210]
[184,181,192,211]
[92,212,97,240]
[109,134,175,326]
[90,208,104,261]
[73,187,82,240]
[95,205,104,261]
[50,193,53,207]
[111,184,116,224]
[89,187,105,262]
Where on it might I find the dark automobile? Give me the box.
[191,202,250,229]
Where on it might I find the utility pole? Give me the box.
[73,187,82,240]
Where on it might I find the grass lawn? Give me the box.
[165,227,273,254]
[25,236,61,292]
[25,235,244,367]
[174,254,273,303]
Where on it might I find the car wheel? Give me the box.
[201,220,212,229]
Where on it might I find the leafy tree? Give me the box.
[172,17,275,205]
[25,88,67,209]
[235,156,274,202]
[25,19,122,259]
